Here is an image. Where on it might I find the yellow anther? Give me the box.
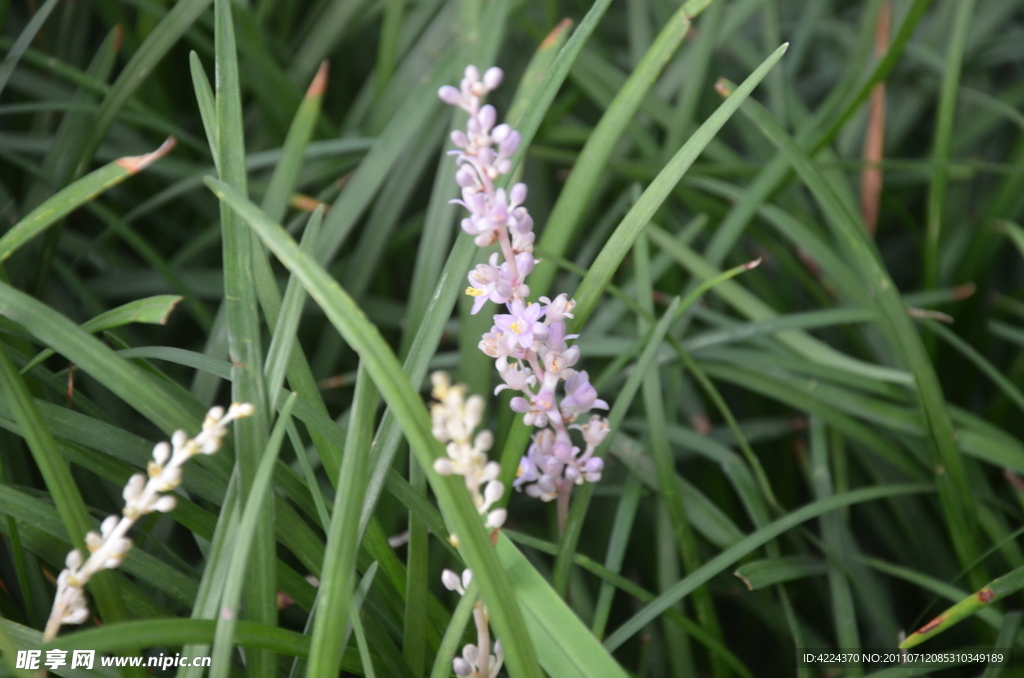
[509,321,524,334]
[466,286,485,297]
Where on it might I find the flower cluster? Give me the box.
[439,65,610,502]
[442,569,504,678]
[43,404,254,641]
[430,372,506,531]
[428,373,506,678]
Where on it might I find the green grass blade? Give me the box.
[923,0,976,289]
[204,177,543,678]
[21,295,182,375]
[733,557,826,591]
[0,344,133,659]
[810,416,861,675]
[307,363,377,678]
[189,52,219,171]
[634,233,727,678]
[428,580,478,678]
[570,42,788,328]
[0,139,175,263]
[213,5,274,677]
[496,536,630,678]
[603,484,933,652]
[981,611,1022,678]
[210,394,297,678]
[261,62,328,224]
[0,0,60,99]
[73,0,213,178]
[591,474,642,639]
[553,260,762,593]
[530,2,692,297]
[732,84,983,587]
[901,565,1024,649]
[264,207,323,403]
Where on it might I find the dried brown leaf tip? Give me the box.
[308,60,330,98]
[977,587,995,604]
[116,137,177,174]
[541,18,574,49]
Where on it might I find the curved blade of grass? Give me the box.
[982,611,1022,678]
[734,557,826,591]
[20,295,182,375]
[570,42,788,329]
[647,224,911,384]
[634,233,728,678]
[262,62,329,224]
[307,363,377,678]
[506,529,754,678]
[0,344,133,661]
[210,394,297,678]
[496,535,630,678]
[900,564,1024,649]
[0,0,60,99]
[603,484,933,651]
[591,474,642,639]
[0,138,176,263]
[428,580,478,678]
[213,4,274,676]
[922,0,976,289]
[530,2,692,297]
[204,178,543,678]
[73,0,213,179]
[552,260,762,593]
[924,319,1024,416]
[730,82,982,586]
[189,51,219,171]
[264,207,323,402]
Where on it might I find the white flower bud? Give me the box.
[441,569,463,593]
[434,458,454,475]
[232,402,255,418]
[485,509,507,529]
[171,430,188,450]
[453,658,473,676]
[153,441,170,466]
[154,495,177,513]
[123,474,145,503]
[484,481,504,506]
[85,531,103,552]
[101,515,119,537]
[461,569,473,590]
[65,549,82,570]
[63,607,89,625]
[462,644,479,663]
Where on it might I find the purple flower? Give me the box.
[560,371,608,420]
[494,299,546,350]
[466,253,513,314]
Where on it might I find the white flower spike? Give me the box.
[42,404,253,642]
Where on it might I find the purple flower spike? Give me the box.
[440,64,610,503]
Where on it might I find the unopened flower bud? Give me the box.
[442,569,463,593]
[439,85,461,105]
[153,441,171,466]
[154,495,177,513]
[453,658,472,676]
[483,67,503,90]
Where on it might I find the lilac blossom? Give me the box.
[439,65,611,504]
